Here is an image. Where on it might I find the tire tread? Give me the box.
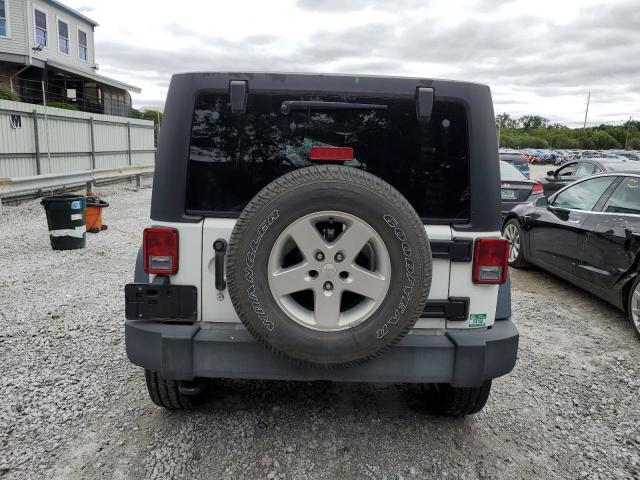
[144,369,204,409]
[430,381,492,417]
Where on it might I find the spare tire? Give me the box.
[226,165,432,367]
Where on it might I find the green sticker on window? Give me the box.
[469,314,487,328]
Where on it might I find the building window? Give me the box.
[78,29,88,61]
[0,0,8,37]
[58,19,69,54]
[34,8,47,46]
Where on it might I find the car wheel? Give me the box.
[502,219,528,268]
[424,381,492,417]
[225,165,432,368]
[144,370,209,409]
[625,276,640,340]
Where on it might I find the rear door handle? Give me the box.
[213,239,227,291]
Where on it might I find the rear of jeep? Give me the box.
[125,72,518,416]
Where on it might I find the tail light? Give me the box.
[143,227,179,275]
[472,238,509,284]
[309,146,354,162]
[531,181,544,195]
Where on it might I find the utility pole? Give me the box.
[625,116,633,150]
[583,92,590,129]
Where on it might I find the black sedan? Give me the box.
[500,160,543,216]
[503,172,640,339]
[538,158,640,196]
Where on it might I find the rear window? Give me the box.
[499,153,524,164]
[499,161,527,181]
[186,93,470,221]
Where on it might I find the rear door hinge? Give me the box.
[416,87,434,120]
[229,80,248,114]
[422,297,469,321]
[429,238,473,262]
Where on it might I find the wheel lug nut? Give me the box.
[335,252,344,262]
[315,251,325,261]
[323,281,333,291]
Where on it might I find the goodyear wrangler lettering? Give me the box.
[377,215,416,338]
[244,210,279,332]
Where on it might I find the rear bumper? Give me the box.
[125,319,518,387]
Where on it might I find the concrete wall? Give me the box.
[0,99,156,178]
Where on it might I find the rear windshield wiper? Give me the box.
[280,101,387,115]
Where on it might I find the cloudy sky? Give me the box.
[66,0,639,126]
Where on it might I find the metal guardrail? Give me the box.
[0,165,154,206]
[91,165,154,183]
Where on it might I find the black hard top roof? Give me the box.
[175,71,488,87]
[151,71,500,231]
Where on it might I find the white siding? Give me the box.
[36,114,91,153]
[0,0,28,55]
[93,122,128,152]
[30,0,95,72]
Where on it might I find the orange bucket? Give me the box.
[85,195,109,233]
[86,206,103,232]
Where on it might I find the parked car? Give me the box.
[503,172,640,339]
[499,150,530,177]
[538,158,640,196]
[525,150,546,165]
[124,72,517,416]
[500,160,543,216]
[618,151,640,161]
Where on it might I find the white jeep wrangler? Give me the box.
[125,72,518,416]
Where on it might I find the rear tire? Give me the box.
[426,381,492,417]
[144,370,209,409]
[502,219,529,268]
[625,276,640,340]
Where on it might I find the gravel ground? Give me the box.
[1,183,639,480]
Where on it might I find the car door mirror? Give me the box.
[547,170,555,176]
[535,196,548,208]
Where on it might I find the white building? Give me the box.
[0,0,140,116]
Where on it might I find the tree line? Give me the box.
[496,113,640,150]
[132,108,163,125]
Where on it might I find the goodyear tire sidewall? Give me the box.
[226,167,432,366]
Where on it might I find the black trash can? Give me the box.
[41,194,86,250]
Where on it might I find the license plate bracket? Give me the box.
[125,284,197,321]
